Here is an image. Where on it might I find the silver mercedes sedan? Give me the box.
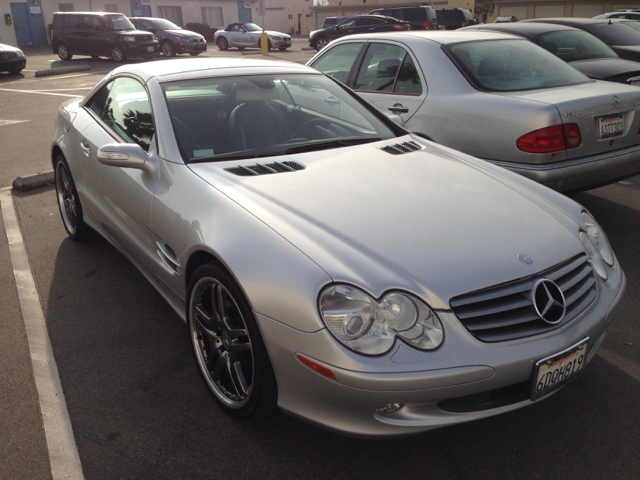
[52,58,625,437]
[307,30,640,192]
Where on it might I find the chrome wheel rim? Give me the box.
[316,38,327,50]
[162,41,173,56]
[111,47,123,61]
[58,45,68,59]
[55,161,77,234]
[217,38,227,50]
[190,277,254,408]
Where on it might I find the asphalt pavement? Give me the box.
[0,39,639,480]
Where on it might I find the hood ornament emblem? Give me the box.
[532,279,566,325]
[517,253,533,265]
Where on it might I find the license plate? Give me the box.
[598,114,624,139]
[147,46,154,52]
[531,338,589,401]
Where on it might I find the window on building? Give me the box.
[157,6,183,26]
[58,3,74,12]
[104,4,118,12]
[202,7,223,28]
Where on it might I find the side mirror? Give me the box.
[97,143,148,169]
[148,28,157,33]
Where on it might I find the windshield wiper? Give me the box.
[286,138,380,154]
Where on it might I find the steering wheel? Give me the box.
[290,118,334,140]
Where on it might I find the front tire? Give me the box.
[314,37,328,51]
[217,37,229,51]
[188,263,277,418]
[54,155,92,240]
[57,43,72,61]
[110,44,126,62]
[161,40,176,57]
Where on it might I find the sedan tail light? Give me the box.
[422,21,429,29]
[516,124,582,153]
[391,24,405,30]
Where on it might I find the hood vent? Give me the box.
[380,141,422,155]
[225,161,305,177]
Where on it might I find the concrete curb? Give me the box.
[13,171,54,191]
[35,65,91,77]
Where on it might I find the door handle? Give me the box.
[388,103,409,113]
[80,140,91,155]
[325,96,340,106]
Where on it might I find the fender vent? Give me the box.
[225,161,305,176]
[380,141,422,155]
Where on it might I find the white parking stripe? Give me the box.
[0,87,82,98]
[0,119,29,126]
[598,348,640,383]
[0,189,85,480]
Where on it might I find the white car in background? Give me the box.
[214,22,292,51]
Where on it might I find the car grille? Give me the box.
[225,161,305,176]
[192,38,205,43]
[450,254,597,342]
[380,141,422,155]
[136,35,153,42]
[1,51,17,59]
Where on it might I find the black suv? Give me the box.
[51,12,159,62]
[435,8,476,30]
[309,15,410,51]
[368,6,438,30]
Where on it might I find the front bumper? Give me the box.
[486,144,640,192]
[124,42,160,56]
[176,39,207,54]
[271,39,292,48]
[0,58,26,72]
[257,262,625,437]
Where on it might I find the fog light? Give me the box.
[375,402,405,415]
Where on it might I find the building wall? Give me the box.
[491,1,640,22]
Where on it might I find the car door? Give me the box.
[75,76,161,273]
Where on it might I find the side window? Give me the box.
[83,15,101,30]
[354,43,405,92]
[87,77,154,151]
[338,19,356,29]
[310,42,364,84]
[142,20,154,29]
[67,15,81,29]
[395,55,422,94]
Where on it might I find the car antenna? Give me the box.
[608,19,612,24]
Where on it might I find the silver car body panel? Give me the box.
[52,58,626,436]
[214,28,292,49]
[307,31,640,191]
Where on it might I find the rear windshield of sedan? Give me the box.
[538,30,617,61]
[161,73,398,163]
[444,39,590,92]
[588,23,640,45]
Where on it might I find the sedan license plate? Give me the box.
[531,338,589,401]
[147,46,154,52]
[598,114,624,139]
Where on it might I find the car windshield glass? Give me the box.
[538,30,617,60]
[152,19,181,30]
[161,73,398,163]
[243,23,262,32]
[445,39,590,92]
[588,23,640,45]
[105,15,135,31]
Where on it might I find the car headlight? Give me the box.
[580,232,608,281]
[319,285,444,355]
[16,49,25,57]
[582,212,614,266]
[123,36,136,42]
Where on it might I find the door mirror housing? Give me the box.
[97,143,148,169]
[388,115,405,127]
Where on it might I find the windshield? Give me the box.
[243,23,263,32]
[538,30,617,61]
[152,19,181,30]
[588,23,640,45]
[105,15,135,31]
[445,39,590,92]
[161,73,398,163]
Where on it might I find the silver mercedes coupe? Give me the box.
[52,58,626,437]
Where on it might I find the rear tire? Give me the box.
[57,43,72,61]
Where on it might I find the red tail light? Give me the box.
[392,24,405,30]
[461,21,467,27]
[516,124,582,153]
[422,21,429,29]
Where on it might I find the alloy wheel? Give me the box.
[55,161,78,235]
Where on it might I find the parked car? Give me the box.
[523,18,640,61]
[309,15,410,51]
[52,57,625,437]
[51,12,159,62]
[462,22,640,85]
[435,8,476,29]
[0,43,26,74]
[494,15,519,23]
[213,22,291,51]
[322,16,348,29]
[129,17,206,57]
[595,11,640,21]
[368,6,438,30]
[307,30,640,192]
[620,19,640,32]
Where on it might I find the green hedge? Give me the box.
[184,23,217,41]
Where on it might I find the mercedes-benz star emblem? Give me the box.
[612,96,620,108]
[517,253,533,265]
[532,279,566,325]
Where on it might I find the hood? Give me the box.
[266,30,289,38]
[611,45,640,60]
[0,43,20,53]
[119,29,156,38]
[570,57,640,82]
[188,137,584,309]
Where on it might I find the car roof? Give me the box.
[523,17,622,26]
[464,22,582,38]
[327,30,519,45]
[111,58,315,83]
[53,11,124,16]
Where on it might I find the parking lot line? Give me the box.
[0,87,82,98]
[598,348,640,383]
[0,189,84,480]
